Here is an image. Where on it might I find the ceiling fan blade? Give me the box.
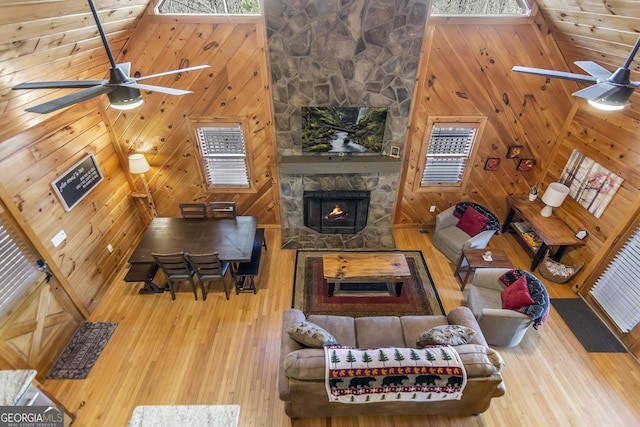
[14,80,107,90]
[572,83,619,100]
[574,61,612,79]
[25,85,115,114]
[134,65,210,82]
[512,66,599,84]
[121,82,192,96]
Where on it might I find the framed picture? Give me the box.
[506,146,524,159]
[516,158,535,171]
[484,158,500,171]
[389,145,400,158]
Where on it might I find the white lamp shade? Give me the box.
[540,182,570,217]
[129,154,150,174]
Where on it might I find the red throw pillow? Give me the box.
[456,207,489,237]
[501,275,535,310]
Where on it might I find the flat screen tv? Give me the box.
[302,106,388,154]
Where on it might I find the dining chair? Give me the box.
[209,201,237,219]
[179,203,207,219]
[152,252,199,300]
[185,252,231,300]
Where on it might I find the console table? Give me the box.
[503,195,585,271]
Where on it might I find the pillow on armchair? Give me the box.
[456,206,489,236]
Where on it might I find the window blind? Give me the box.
[0,208,40,318]
[590,224,640,333]
[421,126,477,186]
[197,126,250,187]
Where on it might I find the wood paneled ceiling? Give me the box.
[1,0,640,132]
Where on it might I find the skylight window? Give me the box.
[431,0,530,16]
[156,0,260,15]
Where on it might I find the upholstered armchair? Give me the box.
[466,268,549,347]
[432,202,501,265]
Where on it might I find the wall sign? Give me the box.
[52,154,104,211]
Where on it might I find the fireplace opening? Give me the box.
[303,190,371,234]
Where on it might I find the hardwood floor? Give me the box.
[43,227,640,426]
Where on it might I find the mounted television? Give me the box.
[302,106,388,154]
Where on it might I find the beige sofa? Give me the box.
[279,307,506,419]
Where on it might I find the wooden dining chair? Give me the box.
[185,252,231,300]
[179,203,207,219]
[209,201,237,219]
[152,252,199,300]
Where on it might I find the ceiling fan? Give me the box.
[12,0,209,114]
[512,36,640,111]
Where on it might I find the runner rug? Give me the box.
[47,322,117,379]
[292,250,444,317]
[550,298,626,353]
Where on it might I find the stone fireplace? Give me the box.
[304,190,371,234]
[265,0,429,249]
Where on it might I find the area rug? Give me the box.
[292,251,444,317]
[47,322,117,379]
[551,298,626,353]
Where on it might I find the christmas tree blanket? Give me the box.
[325,345,467,404]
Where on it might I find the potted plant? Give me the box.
[529,185,539,201]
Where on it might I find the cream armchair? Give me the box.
[432,202,500,265]
[466,268,549,347]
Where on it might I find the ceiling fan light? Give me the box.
[108,87,143,110]
[588,99,625,111]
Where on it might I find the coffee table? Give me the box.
[322,253,411,297]
[455,248,514,290]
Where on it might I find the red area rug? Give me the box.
[292,251,444,317]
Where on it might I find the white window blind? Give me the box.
[0,209,40,318]
[421,125,477,186]
[197,125,250,187]
[590,224,640,333]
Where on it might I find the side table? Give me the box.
[455,248,514,290]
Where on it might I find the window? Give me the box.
[0,206,40,319]
[591,224,640,333]
[156,0,260,15]
[196,123,251,188]
[417,118,485,189]
[431,0,531,16]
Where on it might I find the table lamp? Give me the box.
[129,154,157,217]
[540,182,570,217]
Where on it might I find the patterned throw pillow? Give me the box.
[416,325,476,347]
[499,269,523,286]
[286,320,338,348]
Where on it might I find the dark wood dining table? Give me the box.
[127,216,258,293]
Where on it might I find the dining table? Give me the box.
[127,216,258,293]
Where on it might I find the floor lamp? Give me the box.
[129,154,157,218]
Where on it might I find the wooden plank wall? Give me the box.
[396,14,577,226]
[0,105,145,314]
[104,10,281,223]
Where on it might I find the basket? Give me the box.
[539,255,584,284]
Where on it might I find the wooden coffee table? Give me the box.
[322,253,411,297]
[455,248,514,290]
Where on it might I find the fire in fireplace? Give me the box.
[303,190,371,234]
